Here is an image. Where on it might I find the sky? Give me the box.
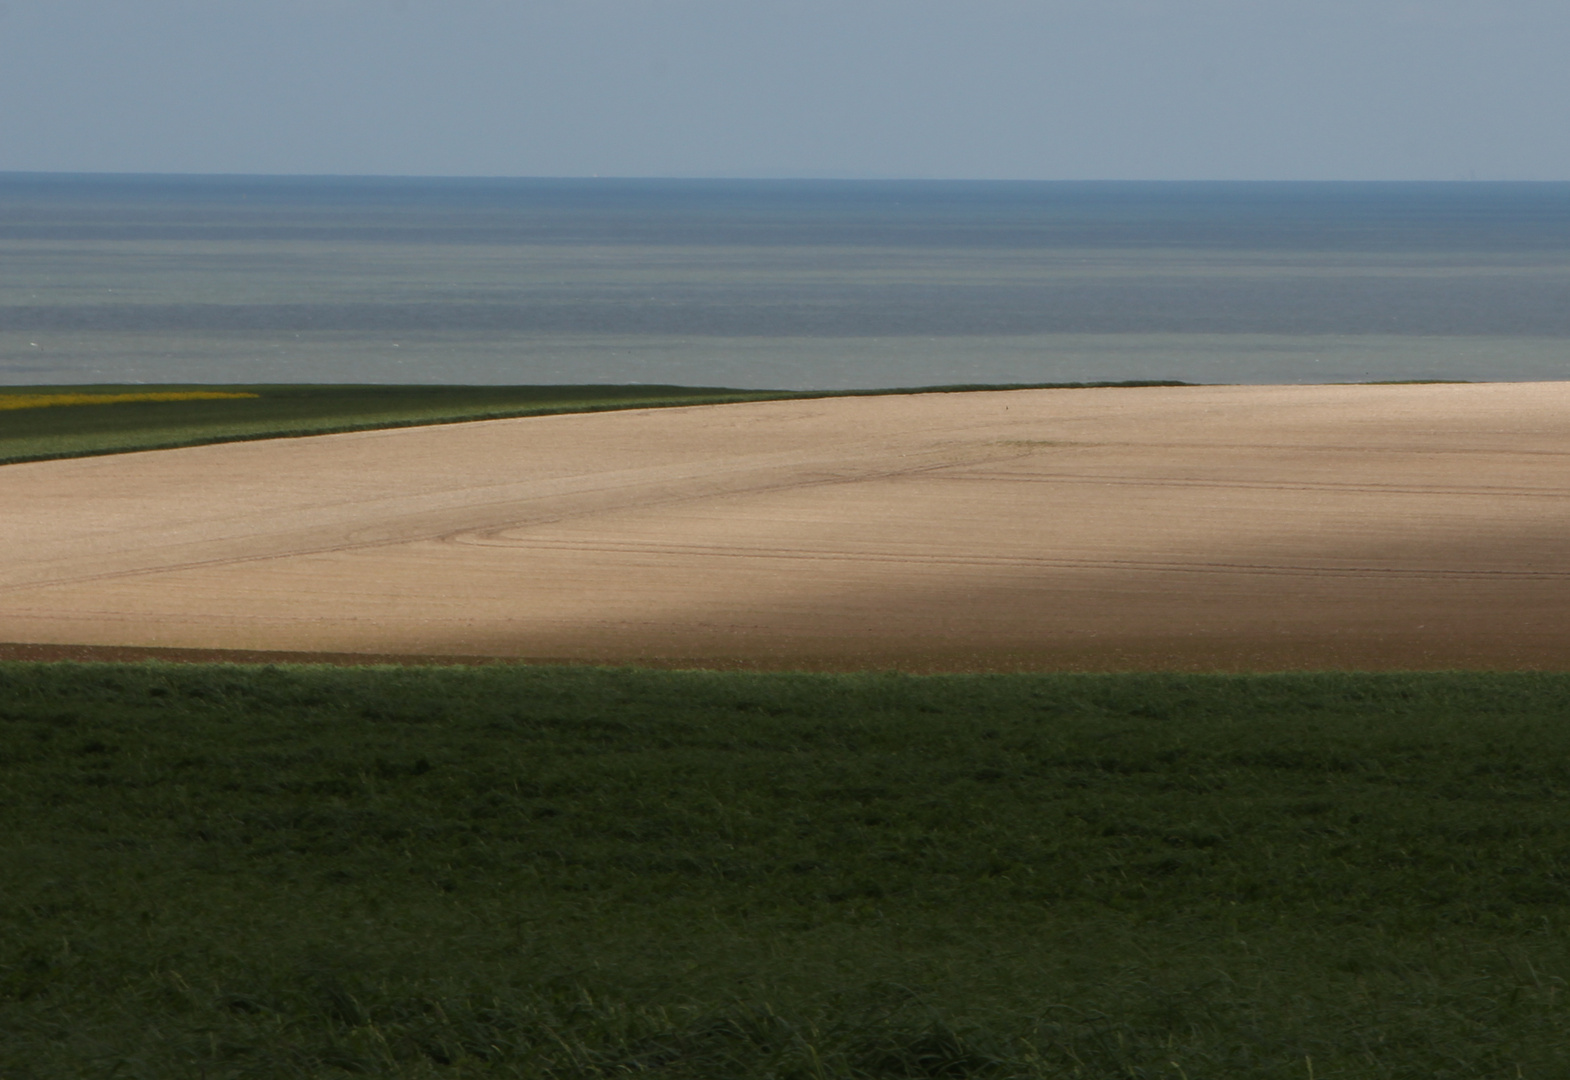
[1,0,1567,181]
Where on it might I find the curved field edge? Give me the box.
[0,380,1186,466]
[4,661,1570,1078]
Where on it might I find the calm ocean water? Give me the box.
[2,174,1568,388]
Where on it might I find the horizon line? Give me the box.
[2,171,1567,186]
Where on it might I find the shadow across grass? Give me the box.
[4,663,1570,1076]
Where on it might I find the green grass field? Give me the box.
[5,662,1570,1077]
[0,385,798,466]
[0,381,1185,467]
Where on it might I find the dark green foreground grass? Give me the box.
[5,664,1570,1078]
[0,381,1186,466]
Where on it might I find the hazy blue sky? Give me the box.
[1,0,1566,180]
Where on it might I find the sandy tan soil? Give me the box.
[3,383,1568,671]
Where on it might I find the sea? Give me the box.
[2,174,1568,389]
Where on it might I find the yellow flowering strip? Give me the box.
[0,391,260,411]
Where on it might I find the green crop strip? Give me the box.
[0,381,1187,466]
[0,384,792,465]
[3,663,1569,1077]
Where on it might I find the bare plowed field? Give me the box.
[4,383,1568,671]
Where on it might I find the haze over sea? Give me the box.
[2,174,1568,389]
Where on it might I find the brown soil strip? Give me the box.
[4,384,1568,672]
